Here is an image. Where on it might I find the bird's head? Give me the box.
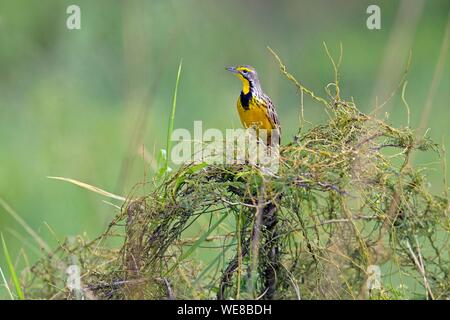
[226,65,259,93]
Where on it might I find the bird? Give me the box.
[226,65,281,146]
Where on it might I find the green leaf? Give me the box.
[172,163,208,197]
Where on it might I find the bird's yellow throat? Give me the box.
[237,74,251,94]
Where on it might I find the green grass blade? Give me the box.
[0,197,51,253]
[1,233,24,300]
[165,59,183,173]
[0,265,14,300]
[193,242,233,287]
[166,213,228,276]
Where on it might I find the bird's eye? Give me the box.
[242,70,247,74]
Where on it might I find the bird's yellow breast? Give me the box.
[237,98,274,131]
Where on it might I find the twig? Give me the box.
[405,239,435,300]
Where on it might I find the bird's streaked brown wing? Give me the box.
[263,95,280,130]
[261,94,281,145]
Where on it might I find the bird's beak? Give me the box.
[226,66,238,74]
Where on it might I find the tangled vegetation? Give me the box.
[24,49,449,300]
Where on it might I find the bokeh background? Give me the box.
[0,0,449,298]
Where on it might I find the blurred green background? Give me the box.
[0,0,449,298]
